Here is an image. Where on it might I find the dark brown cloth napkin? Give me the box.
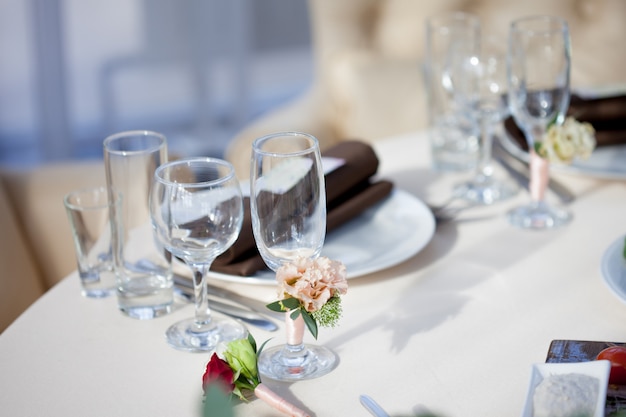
[504,93,626,152]
[210,140,394,276]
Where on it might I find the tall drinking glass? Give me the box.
[507,16,571,229]
[453,37,518,204]
[150,158,246,352]
[250,131,335,381]
[425,12,481,172]
[104,130,173,319]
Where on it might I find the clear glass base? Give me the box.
[258,343,338,381]
[119,303,172,320]
[165,317,246,353]
[82,287,115,298]
[454,176,518,205]
[507,201,571,230]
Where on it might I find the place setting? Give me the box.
[200,139,436,285]
[60,124,442,415]
[425,13,600,231]
[502,91,626,181]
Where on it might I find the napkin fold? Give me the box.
[504,93,626,151]
[211,140,394,277]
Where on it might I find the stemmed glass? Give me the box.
[506,15,571,229]
[453,37,518,204]
[150,157,246,352]
[250,131,336,381]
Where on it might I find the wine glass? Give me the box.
[250,131,336,381]
[150,157,246,352]
[506,15,571,229]
[453,37,518,204]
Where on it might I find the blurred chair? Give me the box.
[0,161,106,333]
[225,0,626,177]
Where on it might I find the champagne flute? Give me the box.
[250,131,336,381]
[453,37,518,204]
[506,15,571,229]
[150,157,246,352]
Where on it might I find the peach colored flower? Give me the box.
[276,257,347,313]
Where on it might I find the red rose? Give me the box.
[202,353,235,393]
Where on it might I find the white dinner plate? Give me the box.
[601,235,626,304]
[500,132,626,181]
[207,189,436,285]
[521,361,610,417]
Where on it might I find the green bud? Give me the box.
[223,338,258,383]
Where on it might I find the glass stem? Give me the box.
[189,261,212,327]
[476,115,493,179]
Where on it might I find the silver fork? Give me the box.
[427,194,479,223]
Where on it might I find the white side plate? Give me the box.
[601,235,626,304]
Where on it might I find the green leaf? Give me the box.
[289,309,301,321]
[266,300,285,312]
[266,297,301,312]
[203,384,235,417]
[281,297,301,310]
[301,309,318,339]
[623,236,626,260]
[247,333,257,353]
[257,338,271,357]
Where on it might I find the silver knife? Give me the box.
[173,273,284,319]
[173,285,278,332]
[492,139,576,204]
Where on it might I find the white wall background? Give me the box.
[0,0,313,166]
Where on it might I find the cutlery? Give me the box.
[428,198,479,223]
[173,285,279,332]
[492,139,576,205]
[173,273,284,319]
[174,272,287,320]
[359,395,390,417]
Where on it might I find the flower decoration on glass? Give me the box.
[534,117,596,164]
[266,256,348,339]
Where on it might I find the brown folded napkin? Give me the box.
[504,93,626,152]
[210,141,394,277]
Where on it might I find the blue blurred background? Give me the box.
[0,0,312,167]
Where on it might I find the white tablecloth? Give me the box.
[2,131,626,417]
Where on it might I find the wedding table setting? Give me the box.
[1,126,626,417]
[2,12,626,417]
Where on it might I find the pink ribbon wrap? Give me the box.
[254,383,310,417]
[285,313,305,346]
[529,150,549,202]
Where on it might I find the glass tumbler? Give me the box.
[103,130,173,319]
